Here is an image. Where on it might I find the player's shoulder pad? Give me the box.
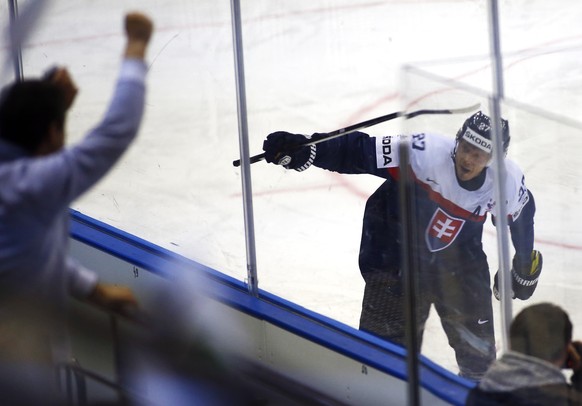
[504,159,527,189]
[504,158,530,221]
[375,132,448,169]
[375,134,403,168]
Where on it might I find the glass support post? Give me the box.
[488,0,512,351]
[7,0,24,81]
[230,0,259,297]
[399,140,420,406]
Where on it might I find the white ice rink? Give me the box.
[5,0,582,375]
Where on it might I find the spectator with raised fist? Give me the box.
[0,11,153,404]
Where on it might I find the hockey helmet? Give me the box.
[455,111,510,155]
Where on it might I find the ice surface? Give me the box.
[5,0,582,374]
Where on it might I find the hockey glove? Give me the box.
[493,250,543,300]
[511,250,543,300]
[262,131,317,172]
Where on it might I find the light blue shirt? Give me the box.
[0,59,147,318]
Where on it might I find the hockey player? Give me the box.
[261,111,542,380]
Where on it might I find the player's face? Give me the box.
[454,139,491,181]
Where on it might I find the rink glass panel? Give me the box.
[17,1,248,282]
[0,1,17,86]
[400,62,582,375]
[10,0,582,379]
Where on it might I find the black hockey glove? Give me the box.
[493,250,543,300]
[511,250,543,299]
[262,131,317,172]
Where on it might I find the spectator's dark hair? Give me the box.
[0,80,66,154]
[510,303,573,363]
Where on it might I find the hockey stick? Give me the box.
[232,102,480,167]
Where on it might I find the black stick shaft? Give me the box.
[232,103,479,167]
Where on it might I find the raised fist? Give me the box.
[124,12,154,59]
